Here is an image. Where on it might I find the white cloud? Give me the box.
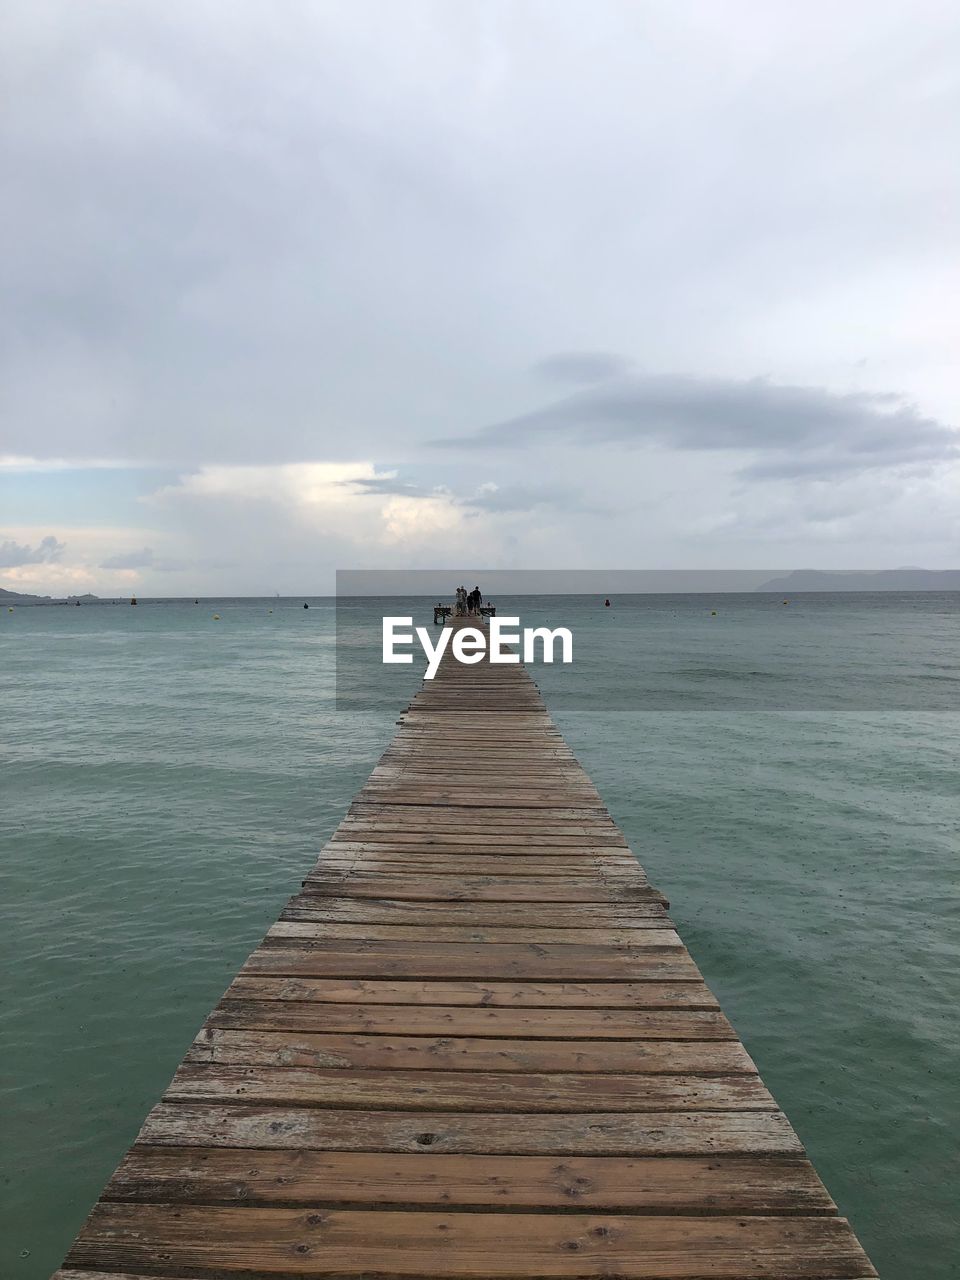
[0,455,134,472]
[150,461,476,551]
[381,494,464,545]
[0,561,102,592]
[0,525,181,594]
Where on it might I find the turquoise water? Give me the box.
[2,595,958,1278]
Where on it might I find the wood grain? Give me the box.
[66,1205,876,1277]
[103,1148,838,1214]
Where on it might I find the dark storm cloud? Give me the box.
[533,352,633,384]
[435,375,960,480]
[0,535,65,567]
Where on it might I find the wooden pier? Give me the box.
[56,620,876,1279]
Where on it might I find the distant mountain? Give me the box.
[756,570,960,593]
[0,587,100,603]
[0,587,52,601]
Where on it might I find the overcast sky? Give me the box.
[2,1,958,595]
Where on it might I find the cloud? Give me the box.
[149,461,474,554]
[341,472,591,515]
[343,475,443,500]
[0,534,65,567]
[3,4,959,578]
[150,462,384,508]
[465,481,599,515]
[98,545,185,571]
[0,456,134,473]
[3,2,957,478]
[435,374,960,481]
[135,460,596,582]
[533,352,633,384]
[100,546,156,569]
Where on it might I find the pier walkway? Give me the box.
[56,622,875,1279]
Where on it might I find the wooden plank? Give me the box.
[206,1000,735,1039]
[330,829,631,848]
[102,1148,838,1213]
[360,780,603,796]
[312,855,645,875]
[269,921,684,945]
[356,793,606,809]
[222,976,720,1008]
[370,768,597,784]
[334,834,629,851]
[185,1029,757,1074]
[346,804,615,823]
[317,841,639,858]
[66,1205,876,1277]
[245,939,706,980]
[300,873,661,902]
[137,1102,804,1155]
[375,761,584,774]
[166,1064,775,1111]
[280,896,675,927]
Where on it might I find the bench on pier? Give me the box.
[434,602,497,624]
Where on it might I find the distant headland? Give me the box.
[0,588,101,604]
[755,569,960,593]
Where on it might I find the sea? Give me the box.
[2,593,958,1279]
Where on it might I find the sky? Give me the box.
[2,0,959,596]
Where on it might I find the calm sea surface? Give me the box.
[2,594,958,1278]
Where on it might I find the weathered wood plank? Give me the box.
[66,1205,876,1277]
[313,855,645,876]
[300,873,661,903]
[280,896,675,928]
[246,939,706,980]
[137,1102,804,1155]
[269,921,685,945]
[102,1147,838,1214]
[347,805,616,823]
[330,829,630,847]
[223,977,720,1009]
[206,1000,735,1039]
[185,1029,757,1074]
[316,846,642,866]
[166,1064,775,1111]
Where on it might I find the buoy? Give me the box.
[212,614,221,620]
[604,598,610,607]
[303,603,309,609]
[7,607,13,612]
[711,610,717,616]
[268,609,273,613]
[783,599,789,605]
